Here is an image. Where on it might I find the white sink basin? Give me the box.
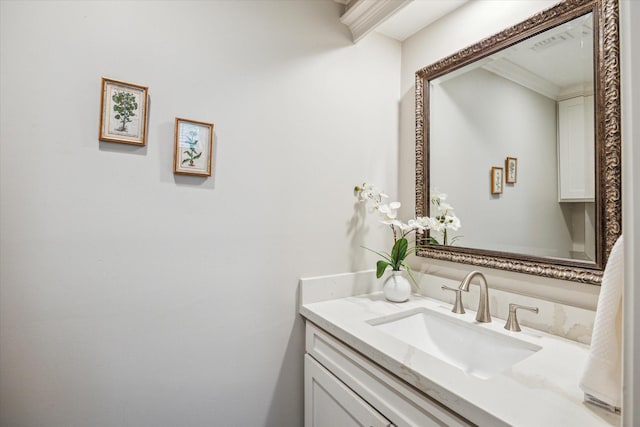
[368,308,541,379]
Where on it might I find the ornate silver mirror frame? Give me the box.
[415,0,621,285]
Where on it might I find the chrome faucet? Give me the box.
[458,271,492,323]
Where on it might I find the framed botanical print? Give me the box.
[174,118,214,177]
[491,167,503,194]
[99,77,148,145]
[506,157,518,183]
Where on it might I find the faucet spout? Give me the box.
[459,271,492,323]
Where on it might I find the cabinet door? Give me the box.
[558,95,595,201]
[305,355,393,427]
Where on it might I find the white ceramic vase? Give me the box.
[383,270,411,302]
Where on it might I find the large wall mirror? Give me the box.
[415,0,620,285]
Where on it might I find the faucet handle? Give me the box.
[441,285,465,314]
[504,303,539,332]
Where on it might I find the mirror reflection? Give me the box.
[428,12,595,262]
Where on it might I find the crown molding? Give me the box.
[339,0,412,42]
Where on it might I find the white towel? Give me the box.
[579,235,624,410]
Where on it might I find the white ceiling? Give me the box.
[498,13,594,93]
[431,12,594,101]
[374,0,468,41]
[336,0,592,99]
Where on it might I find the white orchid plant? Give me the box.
[427,192,462,246]
[354,183,462,282]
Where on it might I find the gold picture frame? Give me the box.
[99,77,148,146]
[173,118,214,177]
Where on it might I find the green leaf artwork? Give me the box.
[112,90,138,132]
[181,129,202,167]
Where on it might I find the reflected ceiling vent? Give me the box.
[530,32,575,52]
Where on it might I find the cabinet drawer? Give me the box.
[305,322,474,427]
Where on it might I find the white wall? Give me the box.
[621,0,640,424]
[430,68,572,257]
[0,1,400,426]
[399,0,605,308]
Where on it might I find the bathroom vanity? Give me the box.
[299,273,621,427]
[304,319,469,426]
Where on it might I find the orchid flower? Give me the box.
[354,182,463,282]
[377,202,401,220]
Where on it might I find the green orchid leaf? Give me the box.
[390,241,399,262]
[405,246,420,256]
[182,158,190,164]
[401,261,418,288]
[376,260,390,278]
[449,235,464,246]
[392,238,408,263]
[361,246,392,263]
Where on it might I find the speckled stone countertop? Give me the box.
[300,292,621,427]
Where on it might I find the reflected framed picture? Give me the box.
[491,167,503,194]
[505,157,517,183]
[99,77,148,145]
[173,117,214,177]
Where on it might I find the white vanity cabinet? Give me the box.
[557,95,595,201]
[304,322,472,427]
[305,355,393,427]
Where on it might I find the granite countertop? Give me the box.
[300,292,621,427]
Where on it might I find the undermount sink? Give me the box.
[368,308,542,379]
